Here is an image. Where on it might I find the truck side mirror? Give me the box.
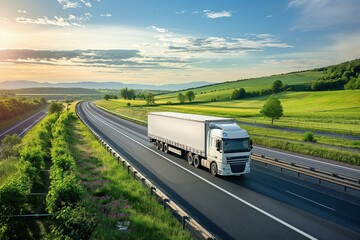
[249,140,253,149]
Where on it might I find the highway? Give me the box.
[0,108,47,141]
[77,101,360,240]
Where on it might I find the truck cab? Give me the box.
[207,123,251,176]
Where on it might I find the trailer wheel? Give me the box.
[159,142,164,151]
[193,155,200,168]
[155,141,159,149]
[163,144,168,153]
[210,162,217,176]
[187,152,194,165]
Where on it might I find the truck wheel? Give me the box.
[210,162,217,176]
[155,141,159,149]
[193,155,200,168]
[187,152,193,165]
[163,144,168,153]
[159,142,164,151]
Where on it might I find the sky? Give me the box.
[0,0,360,85]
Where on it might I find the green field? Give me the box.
[96,90,360,135]
[157,71,323,102]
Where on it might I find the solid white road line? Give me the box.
[0,111,45,137]
[284,190,336,211]
[81,103,317,240]
[18,113,47,137]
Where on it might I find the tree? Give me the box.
[177,93,186,103]
[120,88,129,99]
[231,89,240,100]
[48,102,64,115]
[260,95,283,124]
[146,93,155,105]
[185,91,195,102]
[272,80,283,93]
[239,88,246,99]
[103,94,111,101]
[0,134,21,159]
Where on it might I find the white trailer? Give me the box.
[148,112,252,176]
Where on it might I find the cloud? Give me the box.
[80,0,91,7]
[288,0,360,31]
[175,10,185,14]
[17,10,27,14]
[205,11,232,19]
[148,26,169,33]
[16,13,92,27]
[265,15,272,18]
[58,0,81,9]
[156,34,292,55]
[0,49,188,70]
[100,13,112,17]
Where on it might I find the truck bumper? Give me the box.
[217,161,250,176]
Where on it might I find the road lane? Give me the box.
[77,101,360,240]
[0,108,47,141]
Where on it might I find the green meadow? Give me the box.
[157,71,323,102]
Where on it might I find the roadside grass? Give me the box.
[70,106,193,239]
[245,126,360,150]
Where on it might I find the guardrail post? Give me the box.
[163,199,169,211]
[150,186,156,196]
[182,216,189,229]
[127,165,131,175]
[133,171,137,179]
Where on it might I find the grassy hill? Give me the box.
[157,71,323,102]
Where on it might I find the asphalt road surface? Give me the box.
[77,101,360,240]
[0,108,47,141]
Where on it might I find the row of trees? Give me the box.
[0,112,59,238]
[0,97,47,121]
[177,91,195,103]
[231,80,284,100]
[312,58,360,90]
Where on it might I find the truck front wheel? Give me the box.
[187,152,193,165]
[210,162,217,176]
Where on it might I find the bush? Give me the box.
[303,131,317,142]
[50,205,97,239]
[46,175,83,214]
[19,145,44,170]
[0,180,29,217]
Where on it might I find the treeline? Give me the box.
[46,112,95,239]
[0,97,47,121]
[231,80,286,100]
[311,59,360,90]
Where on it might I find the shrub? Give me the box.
[50,205,97,239]
[46,175,83,214]
[0,180,29,217]
[303,131,317,142]
[19,145,44,170]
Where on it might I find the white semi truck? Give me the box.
[148,112,252,176]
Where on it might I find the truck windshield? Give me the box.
[223,138,250,153]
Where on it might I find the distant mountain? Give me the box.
[0,80,212,91]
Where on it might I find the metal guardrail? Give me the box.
[251,153,360,192]
[77,103,216,240]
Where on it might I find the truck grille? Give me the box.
[230,163,246,173]
[226,155,249,164]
